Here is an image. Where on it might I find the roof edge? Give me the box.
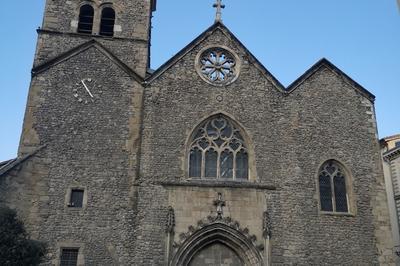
[146,22,285,92]
[145,22,221,84]
[381,134,400,142]
[32,39,144,83]
[0,145,46,177]
[383,146,400,161]
[286,58,375,102]
[145,24,375,104]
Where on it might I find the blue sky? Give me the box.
[0,1,399,161]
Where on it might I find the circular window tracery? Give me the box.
[196,47,239,86]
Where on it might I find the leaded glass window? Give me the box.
[318,160,349,213]
[189,115,249,180]
[60,248,79,266]
[196,47,240,86]
[200,48,236,84]
[319,172,333,212]
[69,189,84,208]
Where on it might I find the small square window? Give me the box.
[60,248,79,266]
[68,189,84,208]
[395,141,400,148]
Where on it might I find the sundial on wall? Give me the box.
[73,78,98,104]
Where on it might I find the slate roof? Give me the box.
[0,146,46,177]
[0,159,17,169]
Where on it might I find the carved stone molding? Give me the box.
[171,216,264,265]
[263,211,272,239]
[166,206,176,234]
[195,45,241,87]
[174,215,260,251]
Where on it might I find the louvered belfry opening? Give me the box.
[77,5,94,34]
[100,7,115,36]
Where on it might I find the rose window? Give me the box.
[198,48,238,85]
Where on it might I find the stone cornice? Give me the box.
[160,179,276,190]
[383,147,400,162]
[37,29,148,43]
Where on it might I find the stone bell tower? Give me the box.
[34,0,156,76]
[8,1,158,264]
[19,0,156,156]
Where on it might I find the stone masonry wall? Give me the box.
[1,2,394,264]
[137,27,394,265]
[167,186,267,251]
[35,0,152,76]
[43,0,152,39]
[10,46,144,265]
[33,33,149,76]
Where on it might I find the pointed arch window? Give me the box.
[100,7,115,37]
[78,5,94,34]
[318,160,350,213]
[189,115,249,180]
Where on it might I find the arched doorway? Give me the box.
[189,241,244,266]
[171,222,263,266]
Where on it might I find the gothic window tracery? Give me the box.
[189,115,249,180]
[318,160,350,213]
[196,47,240,86]
[77,4,94,34]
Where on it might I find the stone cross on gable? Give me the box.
[213,192,226,219]
[213,0,225,22]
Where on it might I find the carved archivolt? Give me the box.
[171,216,264,266]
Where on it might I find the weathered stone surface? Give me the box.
[0,1,395,265]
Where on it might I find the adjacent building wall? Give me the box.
[382,134,400,264]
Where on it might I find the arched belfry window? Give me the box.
[78,5,94,34]
[318,160,350,213]
[100,7,115,37]
[189,115,249,180]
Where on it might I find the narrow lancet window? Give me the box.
[236,150,248,179]
[189,148,202,178]
[318,160,350,213]
[334,174,348,212]
[188,115,249,180]
[205,149,218,178]
[220,150,233,178]
[78,5,94,34]
[100,7,115,36]
[319,172,333,211]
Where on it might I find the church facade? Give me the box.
[0,0,395,265]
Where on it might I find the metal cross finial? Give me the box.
[213,0,225,22]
